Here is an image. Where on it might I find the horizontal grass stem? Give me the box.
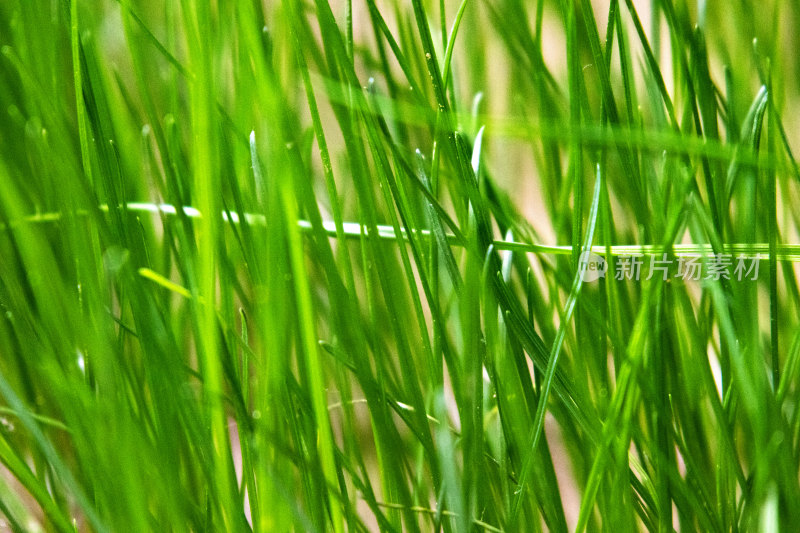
[2,202,797,260]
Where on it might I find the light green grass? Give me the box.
[1,0,799,531]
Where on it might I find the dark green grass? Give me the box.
[0,0,799,531]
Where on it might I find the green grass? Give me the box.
[1,0,800,531]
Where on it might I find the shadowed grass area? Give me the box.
[1,0,799,531]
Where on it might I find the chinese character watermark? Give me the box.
[615,255,643,281]
[580,253,762,282]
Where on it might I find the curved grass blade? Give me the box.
[509,164,604,526]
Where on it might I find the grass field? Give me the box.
[1,0,800,531]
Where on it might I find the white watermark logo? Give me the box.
[579,251,607,282]
[580,253,761,282]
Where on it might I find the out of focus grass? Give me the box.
[1,0,800,531]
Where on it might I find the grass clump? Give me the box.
[1,0,799,531]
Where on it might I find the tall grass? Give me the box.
[1,0,799,531]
